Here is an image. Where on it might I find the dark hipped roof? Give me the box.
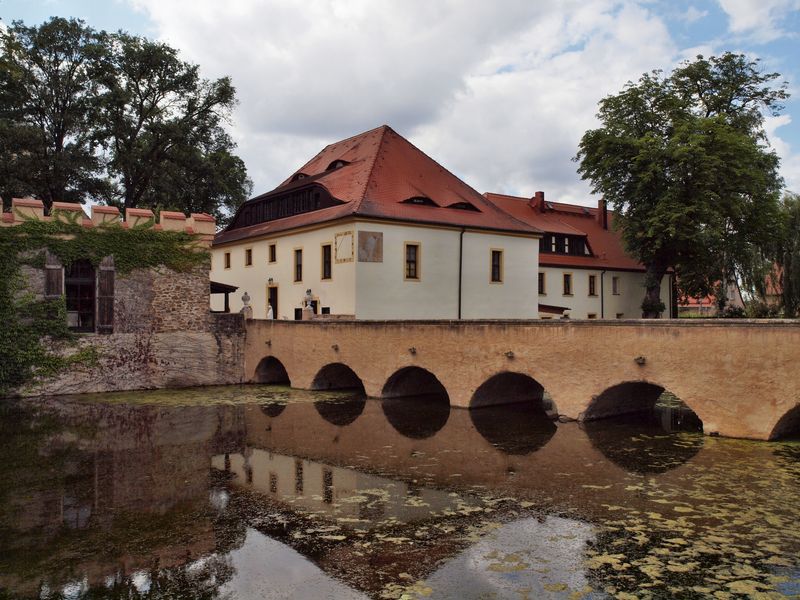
[483,192,646,272]
[215,126,540,246]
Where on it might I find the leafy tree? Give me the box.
[0,17,110,209]
[776,192,800,317]
[576,53,787,317]
[0,19,251,220]
[97,32,251,219]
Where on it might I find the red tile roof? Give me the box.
[483,192,646,272]
[215,125,540,246]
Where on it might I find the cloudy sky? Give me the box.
[3,0,800,205]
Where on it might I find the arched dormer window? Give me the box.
[402,196,438,207]
[326,159,349,171]
[448,202,480,212]
[291,172,308,182]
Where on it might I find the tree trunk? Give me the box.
[642,264,668,318]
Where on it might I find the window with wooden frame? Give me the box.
[490,249,503,283]
[404,243,420,280]
[268,243,277,263]
[244,248,253,266]
[538,272,546,295]
[294,248,303,282]
[612,276,620,295]
[224,252,231,269]
[321,243,332,280]
[563,273,573,296]
[588,274,597,296]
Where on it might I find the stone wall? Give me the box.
[23,313,245,396]
[244,319,800,441]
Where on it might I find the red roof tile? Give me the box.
[483,192,645,272]
[216,126,540,246]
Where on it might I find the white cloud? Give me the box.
[766,115,800,193]
[716,0,800,42]
[125,0,796,204]
[681,6,709,23]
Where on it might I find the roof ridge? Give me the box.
[353,125,393,213]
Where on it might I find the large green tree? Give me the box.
[0,18,110,209]
[0,18,251,220]
[776,192,800,317]
[97,33,251,218]
[576,53,787,317]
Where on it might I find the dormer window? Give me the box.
[448,202,480,212]
[540,234,588,256]
[326,160,349,171]
[402,196,437,207]
[291,172,308,182]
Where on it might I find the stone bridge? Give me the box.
[243,319,800,441]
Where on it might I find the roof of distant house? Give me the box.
[215,125,540,246]
[482,192,646,272]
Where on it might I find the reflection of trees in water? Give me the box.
[583,406,703,474]
[470,404,557,455]
[313,395,367,427]
[381,394,450,439]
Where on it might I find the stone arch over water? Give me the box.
[583,381,701,424]
[469,371,556,454]
[469,371,548,410]
[311,363,365,392]
[254,356,290,385]
[381,366,449,401]
[770,405,800,440]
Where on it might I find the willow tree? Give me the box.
[576,53,787,317]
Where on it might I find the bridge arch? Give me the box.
[381,366,449,401]
[311,363,365,392]
[470,371,548,410]
[582,381,701,424]
[770,405,800,440]
[254,356,290,385]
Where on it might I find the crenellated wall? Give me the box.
[4,198,246,397]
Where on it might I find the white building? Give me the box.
[482,192,674,319]
[211,126,541,319]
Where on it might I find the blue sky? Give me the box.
[2,0,799,203]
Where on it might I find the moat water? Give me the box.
[1,385,799,599]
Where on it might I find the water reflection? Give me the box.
[313,394,366,426]
[470,403,557,455]
[583,403,703,474]
[381,394,450,439]
[260,401,286,418]
[0,387,798,600]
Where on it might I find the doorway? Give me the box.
[267,284,278,319]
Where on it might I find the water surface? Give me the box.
[1,386,799,599]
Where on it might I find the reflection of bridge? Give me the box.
[244,320,800,440]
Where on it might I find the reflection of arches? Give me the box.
[470,372,546,409]
[382,367,449,400]
[583,382,667,421]
[770,405,800,440]
[470,404,556,455]
[314,395,366,427]
[312,363,364,392]
[260,402,286,418]
[254,357,290,384]
[583,415,704,474]
[382,395,450,439]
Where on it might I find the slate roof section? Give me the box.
[483,192,646,272]
[215,125,541,246]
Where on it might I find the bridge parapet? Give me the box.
[244,319,800,441]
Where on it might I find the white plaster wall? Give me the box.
[537,267,672,319]
[460,232,539,319]
[210,224,356,319]
[354,223,461,319]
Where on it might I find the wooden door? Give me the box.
[267,285,278,318]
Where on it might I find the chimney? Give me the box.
[597,198,608,229]
[529,191,546,212]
